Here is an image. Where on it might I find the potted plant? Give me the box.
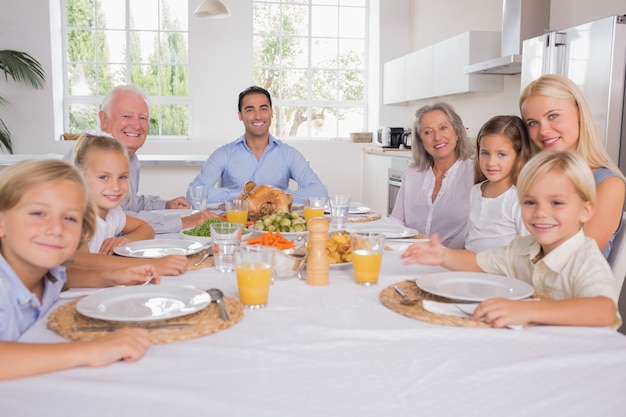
[0,50,46,153]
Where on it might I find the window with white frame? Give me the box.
[252,0,369,139]
[62,0,190,138]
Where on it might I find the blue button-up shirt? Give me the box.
[189,135,328,204]
[0,255,66,341]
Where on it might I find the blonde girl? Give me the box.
[520,74,626,257]
[69,134,188,286]
[465,115,532,252]
[0,159,152,380]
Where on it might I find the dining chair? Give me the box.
[607,212,626,295]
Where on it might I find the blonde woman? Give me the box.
[520,74,626,258]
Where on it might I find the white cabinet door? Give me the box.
[405,46,433,101]
[362,154,392,215]
[383,56,406,104]
[432,31,503,96]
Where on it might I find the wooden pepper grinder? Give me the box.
[306,217,330,286]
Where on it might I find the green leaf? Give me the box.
[0,50,45,88]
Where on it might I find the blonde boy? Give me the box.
[402,151,618,328]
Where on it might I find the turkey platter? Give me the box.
[238,181,293,221]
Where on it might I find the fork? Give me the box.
[394,285,418,306]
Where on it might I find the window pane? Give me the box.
[311,5,338,37]
[311,106,337,137]
[159,33,188,65]
[68,64,97,95]
[339,38,364,69]
[130,65,158,96]
[253,3,281,35]
[130,31,158,64]
[311,38,337,68]
[337,107,364,136]
[283,37,308,67]
[338,6,365,38]
[282,69,308,99]
[129,0,159,30]
[98,0,126,29]
[102,30,127,63]
[67,0,94,27]
[67,29,96,62]
[274,105,309,137]
[311,69,337,100]
[69,103,99,132]
[337,70,363,100]
[161,0,188,31]
[160,104,189,135]
[160,66,188,96]
[282,5,309,36]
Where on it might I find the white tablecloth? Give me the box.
[3,225,626,416]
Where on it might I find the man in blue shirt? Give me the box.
[189,86,328,204]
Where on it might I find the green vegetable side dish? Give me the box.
[252,208,307,233]
[181,218,224,237]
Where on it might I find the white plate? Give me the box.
[150,209,199,216]
[384,238,430,251]
[247,227,308,240]
[324,203,371,214]
[76,286,211,322]
[345,223,419,239]
[113,239,205,258]
[416,272,534,302]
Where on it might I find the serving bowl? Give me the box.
[272,247,308,279]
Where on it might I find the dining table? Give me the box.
[3,215,626,417]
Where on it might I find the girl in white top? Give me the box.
[465,115,533,252]
[69,134,189,287]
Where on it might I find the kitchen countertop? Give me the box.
[0,154,208,167]
[363,146,412,156]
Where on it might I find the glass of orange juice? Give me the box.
[350,232,385,286]
[235,245,274,309]
[225,199,249,225]
[302,197,327,223]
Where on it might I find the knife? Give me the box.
[73,323,191,332]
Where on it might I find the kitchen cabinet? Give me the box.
[363,153,392,215]
[383,31,504,104]
[362,149,412,215]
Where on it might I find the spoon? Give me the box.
[394,285,418,306]
[194,247,213,266]
[208,288,230,321]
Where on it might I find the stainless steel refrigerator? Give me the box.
[520,15,626,174]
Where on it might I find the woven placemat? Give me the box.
[381,280,547,328]
[186,249,215,271]
[347,212,382,223]
[47,296,243,344]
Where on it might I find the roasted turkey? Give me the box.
[238,181,293,221]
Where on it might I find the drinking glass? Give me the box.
[188,184,210,210]
[225,199,249,225]
[329,195,351,230]
[210,222,242,272]
[235,245,274,309]
[302,197,327,222]
[350,232,385,286]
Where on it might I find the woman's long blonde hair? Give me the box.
[520,74,625,180]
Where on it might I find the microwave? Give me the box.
[377,127,412,149]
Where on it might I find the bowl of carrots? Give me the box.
[247,231,308,278]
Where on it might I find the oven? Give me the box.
[387,167,404,215]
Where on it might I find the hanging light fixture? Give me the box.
[194,0,231,18]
